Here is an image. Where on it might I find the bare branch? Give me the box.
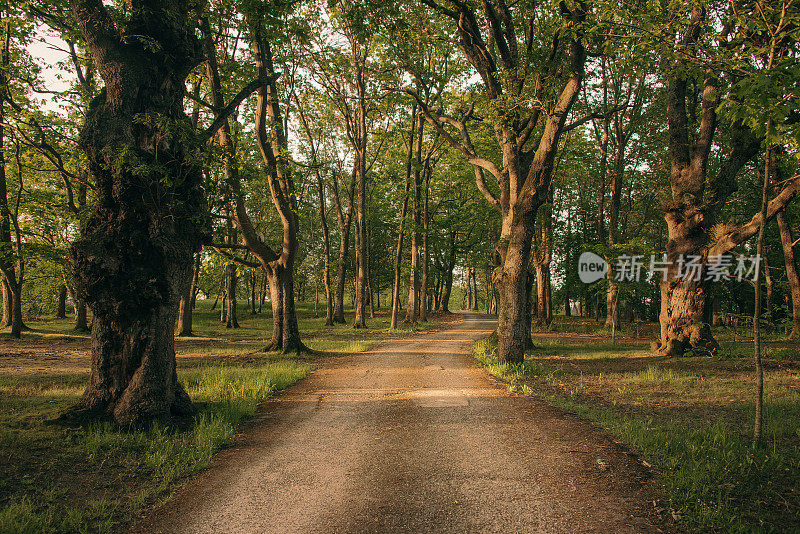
[711,173,800,256]
[203,77,268,141]
[562,104,627,134]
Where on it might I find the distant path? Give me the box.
[131,313,664,533]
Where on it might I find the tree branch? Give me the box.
[562,104,627,134]
[398,88,503,182]
[203,77,267,141]
[711,173,800,256]
[211,246,261,269]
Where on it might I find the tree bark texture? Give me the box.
[656,7,800,355]
[63,0,206,425]
[176,253,198,336]
[56,284,67,318]
[777,211,800,339]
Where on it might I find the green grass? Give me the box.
[472,337,800,533]
[539,314,799,345]
[0,361,309,533]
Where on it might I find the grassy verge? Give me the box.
[0,360,309,533]
[472,337,800,533]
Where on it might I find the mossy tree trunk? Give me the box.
[655,7,800,356]
[63,0,207,426]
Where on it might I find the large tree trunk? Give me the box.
[658,264,718,356]
[249,26,307,352]
[777,211,800,339]
[1,276,11,327]
[62,0,205,426]
[655,6,781,356]
[224,262,239,329]
[201,16,306,352]
[263,264,304,352]
[495,215,536,363]
[56,284,67,318]
[406,114,424,324]
[176,253,198,336]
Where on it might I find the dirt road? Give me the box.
[131,313,664,533]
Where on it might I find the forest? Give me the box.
[1,0,800,532]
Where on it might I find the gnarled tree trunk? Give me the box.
[495,215,536,361]
[654,7,800,355]
[63,0,205,425]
